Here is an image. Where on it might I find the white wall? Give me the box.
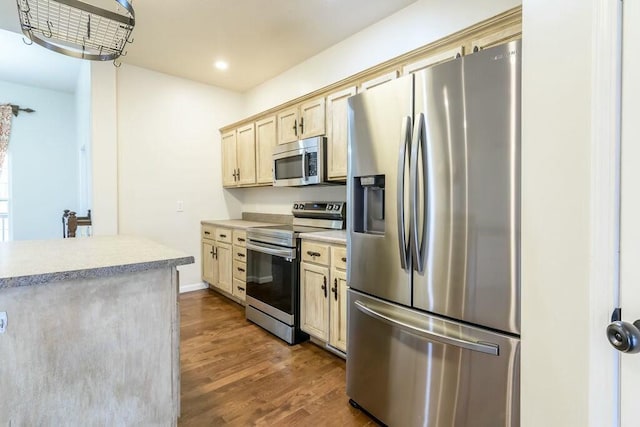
[90,62,118,236]
[521,0,616,425]
[1,80,78,240]
[115,64,245,286]
[75,62,92,216]
[244,0,521,115]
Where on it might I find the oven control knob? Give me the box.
[334,205,341,211]
[299,205,304,210]
[293,204,299,209]
[327,204,333,210]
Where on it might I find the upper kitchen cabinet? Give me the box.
[402,46,464,75]
[358,70,398,92]
[277,97,326,145]
[222,124,257,188]
[470,21,520,52]
[255,116,277,185]
[326,86,356,181]
[221,130,237,187]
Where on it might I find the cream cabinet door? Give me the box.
[470,22,521,52]
[216,243,233,295]
[300,262,329,341]
[329,267,348,352]
[299,98,326,138]
[359,70,399,92]
[236,123,256,185]
[402,46,464,75]
[255,116,277,184]
[221,130,237,187]
[277,107,299,145]
[201,241,216,285]
[326,87,356,180]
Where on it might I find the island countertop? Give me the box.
[0,235,194,289]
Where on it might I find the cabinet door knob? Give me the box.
[341,257,347,262]
[293,119,298,136]
[331,278,338,301]
[322,276,327,298]
[299,116,304,134]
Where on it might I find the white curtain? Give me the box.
[0,105,12,175]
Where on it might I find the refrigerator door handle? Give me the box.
[397,115,412,270]
[354,300,499,356]
[410,112,428,273]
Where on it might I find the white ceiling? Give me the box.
[0,0,417,93]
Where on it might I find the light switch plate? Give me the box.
[0,312,6,333]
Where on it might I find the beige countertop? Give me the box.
[0,235,194,289]
[200,219,278,229]
[299,230,347,244]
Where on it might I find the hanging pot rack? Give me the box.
[16,0,135,63]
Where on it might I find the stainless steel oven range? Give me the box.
[245,201,345,344]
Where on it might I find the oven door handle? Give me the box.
[247,241,296,259]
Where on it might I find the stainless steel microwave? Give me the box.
[272,137,326,186]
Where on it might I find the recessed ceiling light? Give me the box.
[214,60,228,70]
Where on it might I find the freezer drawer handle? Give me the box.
[354,300,499,356]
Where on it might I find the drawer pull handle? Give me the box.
[237,267,245,272]
[204,231,211,235]
[341,257,347,262]
[220,234,227,238]
[237,238,246,242]
[238,286,245,292]
[306,250,321,257]
[237,253,245,258]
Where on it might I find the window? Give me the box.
[0,156,8,242]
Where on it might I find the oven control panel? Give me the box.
[292,201,345,219]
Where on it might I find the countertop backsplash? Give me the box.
[241,212,293,224]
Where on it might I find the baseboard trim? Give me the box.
[179,282,209,294]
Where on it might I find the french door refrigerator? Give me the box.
[346,40,521,427]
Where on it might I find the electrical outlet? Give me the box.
[176,201,184,212]
[0,312,7,334]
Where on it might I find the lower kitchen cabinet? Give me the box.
[300,262,330,341]
[329,267,347,352]
[201,225,233,296]
[300,241,348,354]
[215,243,233,294]
[201,223,251,305]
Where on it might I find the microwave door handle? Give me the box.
[302,151,308,181]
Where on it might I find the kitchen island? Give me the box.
[0,236,193,425]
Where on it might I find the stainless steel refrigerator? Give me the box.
[346,40,521,426]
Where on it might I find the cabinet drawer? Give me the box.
[233,259,247,281]
[301,241,330,266]
[215,228,232,244]
[233,278,246,301]
[234,245,247,262]
[202,224,216,240]
[233,229,247,247]
[331,246,347,270]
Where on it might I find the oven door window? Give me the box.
[246,248,297,316]
[274,155,303,180]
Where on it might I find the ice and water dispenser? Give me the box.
[353,175,385,235]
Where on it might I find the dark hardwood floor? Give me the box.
[178,289,376,426]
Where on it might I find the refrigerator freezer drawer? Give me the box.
[347,289,520,427]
